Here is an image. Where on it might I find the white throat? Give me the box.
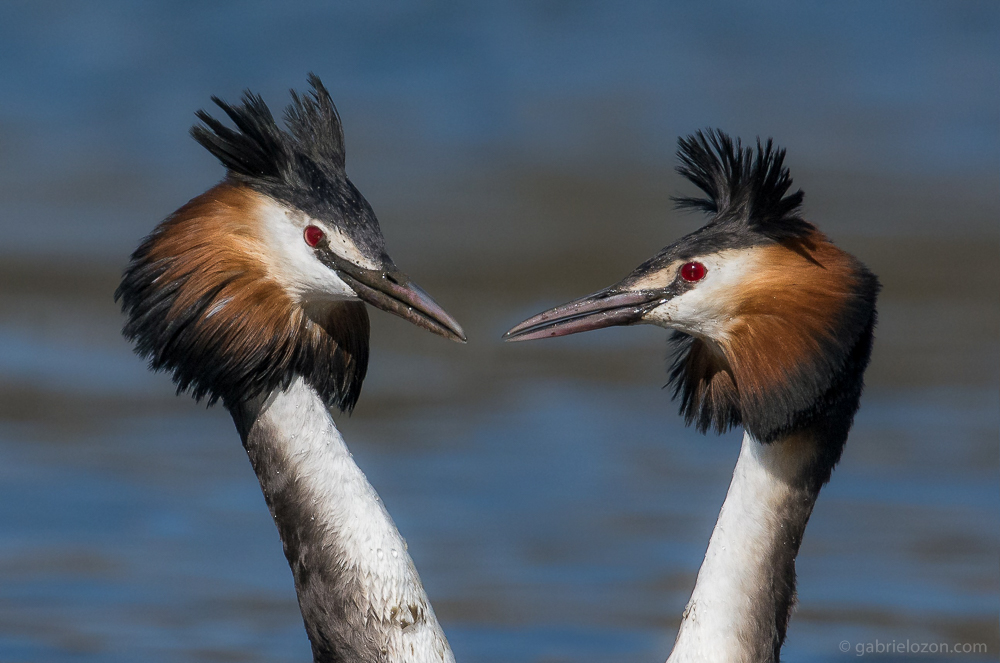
[667,430,819,663]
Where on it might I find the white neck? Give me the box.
[667,430,820,663]
[235,377,454,663]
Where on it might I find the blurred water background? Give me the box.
[0,2,997,662]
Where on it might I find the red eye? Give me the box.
[680,261,707,282]
[304,225,325,247]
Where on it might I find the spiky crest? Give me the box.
[673,129,812,241]
[286,74,346,172]
[191,73,346,187]
[190,74,385,262]
[654,130,880,451]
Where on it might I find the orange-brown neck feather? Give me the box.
[116,183,370,411]
[670,231,878,449]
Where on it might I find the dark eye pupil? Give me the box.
[304,225,325,247]
[680,261,706,282]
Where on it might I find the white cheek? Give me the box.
[643,249,759,339]
[258,201,361,302]
[646,290,725,338]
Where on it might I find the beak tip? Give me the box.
[500,288,657,343]
[342,263,468,345]
[446,321,467,343]
[501,320,532,341]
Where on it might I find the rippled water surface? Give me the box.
[0,3,997,662]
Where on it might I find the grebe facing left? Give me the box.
[506,130,878,663]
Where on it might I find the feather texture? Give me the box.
[673,129,813,241]
[115,184,369,411]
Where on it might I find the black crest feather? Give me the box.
[189,74,385,260]
[673,129,812,241]
[191,73,346,185]
[661,130,879,469]
[667,331,742,435]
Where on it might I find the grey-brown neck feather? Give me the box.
[230,379,454,663]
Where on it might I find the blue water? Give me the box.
[0,2,997,662]
[0,372,996,662]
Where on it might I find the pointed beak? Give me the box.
[503,283,666,342]
[326,256,466,343]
